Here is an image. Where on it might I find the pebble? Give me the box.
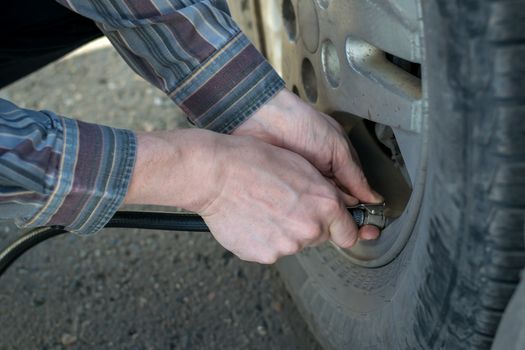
[153,96,163,106]
[32,296,46,307]
[271,301,283,312]
[139,297,148,308]
[257,325,267,337]
[142,121,155,132]
[61,333,77,347]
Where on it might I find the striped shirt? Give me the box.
[0,0,284,234]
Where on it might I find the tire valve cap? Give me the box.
[347,203,387,229]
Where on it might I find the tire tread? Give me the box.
[472,0,525,342]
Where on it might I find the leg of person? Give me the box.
[0,1,103,89]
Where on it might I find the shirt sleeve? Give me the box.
[0,99,136,234]
[56,0,285,133]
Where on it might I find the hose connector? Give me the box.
[347,203,387,229]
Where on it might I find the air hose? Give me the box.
[0,211,208,278]
[0,205,385,279]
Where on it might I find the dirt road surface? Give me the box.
[0,39,322,350]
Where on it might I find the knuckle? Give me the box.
[257,252,278,265]
[278,240,301,256]
[301,223,321,241]
[322,197,343,215]
[234,251,255,263]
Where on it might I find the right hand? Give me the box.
[124,129,359,264]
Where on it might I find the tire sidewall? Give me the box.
[277,1,490,349]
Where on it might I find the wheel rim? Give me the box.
[276,0,428,267]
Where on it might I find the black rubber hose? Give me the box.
[0,208,370,278]
[0,211,209,278]
[0,226,67,278]
[106,211,209,231]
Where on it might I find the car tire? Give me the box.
[251,0,525,349]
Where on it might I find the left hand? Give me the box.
[233,88,383,240]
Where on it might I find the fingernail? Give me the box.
[361,233,377,241]
[359,226,381,240]
[372,190,384,203]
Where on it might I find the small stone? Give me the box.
[142,121,155,132]
[271,301,283,312]
[257,325,267,336]
[207,292,216,301]
[139,297,148,308]
[153,96,163,106]
[61,334,77,347]
[32,296,46,307]
[128,328,138,338]
[236,268,245,279]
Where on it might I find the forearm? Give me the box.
[123,129,221,212]
[0,101,216,233]
[57,0,285,133]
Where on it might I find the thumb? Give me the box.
[328,205,358,249]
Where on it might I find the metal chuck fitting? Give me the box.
[347,203,387,229]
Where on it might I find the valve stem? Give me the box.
[347,203,387,229]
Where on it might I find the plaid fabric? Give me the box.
[0,100,135,234]
[0,0,283,234]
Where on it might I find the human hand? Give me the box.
[233,88,383,240]
[124,129,360,263]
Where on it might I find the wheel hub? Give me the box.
[277,0,428,267]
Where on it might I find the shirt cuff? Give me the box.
[170,31,285,134]
[19,115,136,235]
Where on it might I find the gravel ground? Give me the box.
[0,39,322,350]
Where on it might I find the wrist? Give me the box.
[123,132,161,206]
[123,129,221,212]
[232,88,296,146]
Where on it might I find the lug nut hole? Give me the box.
[282,0,297,41]
[301,58,318,103]
[316,0,331,9]
[321,40,341,88]
[292,85,300,97]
